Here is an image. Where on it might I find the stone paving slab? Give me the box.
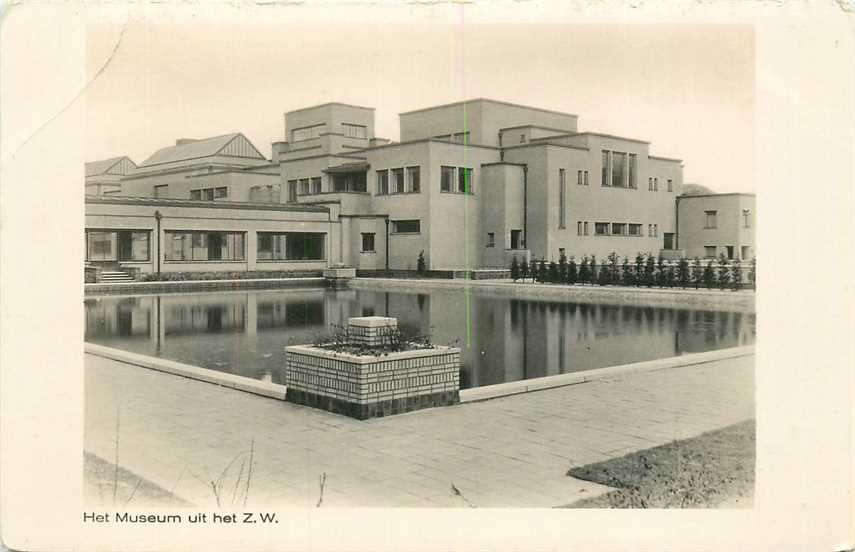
[84,353,754,508]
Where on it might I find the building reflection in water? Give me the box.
[85,288,756,390]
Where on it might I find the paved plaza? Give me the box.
[84,353,754,508]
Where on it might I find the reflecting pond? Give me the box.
[84,287,755,389]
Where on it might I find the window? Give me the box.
[153,185,168,198]
[628,154,637,188]
[86,231,117,261]
[559,169,566,228]
[451,132,470,144]
[486,232,495,248]
[559,248,566,259]
[214,187,227,199]
[726,245,734,260]
[628,223,642,237]
[704,210,718,229]
[335,172,367,193]
[653,177,659,192]
[584,222,589,235]
[577,170,583,186]
[612,223,627,236]
[190,189,202,200]
[577,221,583,236]
[299,178,310,196]
[165,231,245,261]
[667,179,673,192]
[287,180,298,203]
[391,220,420,234]
[440,166,455,192]
[584,170,589,186]
[510,229,524,249]
[204,189,215,201]
[457,167,473,193]
[743,209,751,228]
[342,123,367,139]
[648,224,653,236]
[519,134,526,144]
[311,177,322,195]
[406,166,420,193]
[257,232,325,261]
[595,222,610,236]
[654,224,659,237]
[601,150,611,186]
[741,245,750,259]
[376,170,389,195]
[704,246,717,258]
[361,233,375,253]
[648,177,653,191]
[612,152,626,188]
[291,124,325,142]
[86,230,151,262]
[392,168,405,194]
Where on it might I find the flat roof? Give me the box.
[85,195,330,213]
[649,155,683,163]
[678,192,756,199]
[534,131,651,145]
[399,98,578,118]
[285,102,376,115]
[345,137,500,154]
[499,124,575,133]
[502,141,589,153]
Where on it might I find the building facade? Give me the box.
[677,193,756,260]
[85,98,752,278]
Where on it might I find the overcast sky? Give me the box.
[86,23,754,192]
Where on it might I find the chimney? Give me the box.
[176,138,198,146]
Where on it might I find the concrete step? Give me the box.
[98,271,135,282]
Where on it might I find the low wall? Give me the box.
[285,344,461,420]
[351,278,756,312]
[84,277,325,296]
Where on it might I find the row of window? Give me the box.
[190,187,228,201]
[705,245,751,260]
[291,122,368,143]
[85,230,326,262]
[601,150,638,189]
[647,177,673,192]
[703,210,752,229]
[433,132,470,144]
[440,166,474,194]
[573,221,659,237]
[377,167,420,195]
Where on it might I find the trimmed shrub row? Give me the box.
[139,270,323,282]
[510,252,756,291]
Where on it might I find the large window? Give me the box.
[407,166,420,193]
[559,168,566,229]
[86,230,150,262]
[392,168,405,194]
[376,170,389,195]
[391,220,420,234]
[458,168,473,193]
[595,222,610,236]
[628,223,643,237]
[611,152,626,188]
[704,210,718,229]
[165,231,245,262]
[601,151,611,186]
[342,123,367,139]
[153,185,168,198]
[291,124,325,142]
[311,177,322,195]
[602,150,636,189]
[257,232,325,261]
[332,172,367,192]
[611,223,627,236]
[510,229,524,249]
[704,246,717,258]
[441,166,455,192]
[299,178,310,196]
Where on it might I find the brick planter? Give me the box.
[284,342,461,420]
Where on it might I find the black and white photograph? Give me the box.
[1,2,853,550]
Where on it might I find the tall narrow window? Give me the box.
[577,170,583,186]
[601,151,611,186]
[667,178,673,192]
[299,178,310,196]
[584,222,589,235]
[376,170,389,195]
[584,171,589,186]
[287,181,297,203]
[559,169,566,229]
[654,224,659,237]
[361,233,375,252]
[510,230,523,249]
[648,177,653,191]
[577,221,583,236]
[742,209,751,228]
[406,166,420,193]
[311,177,322,194]
[486,232,495,247]
[612,152,626,188]
[441,166,455,192]
[654,177,659,191]
[628,154,637,188]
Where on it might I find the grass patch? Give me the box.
[564,420,755,508]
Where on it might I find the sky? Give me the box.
[86,23,754,192]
